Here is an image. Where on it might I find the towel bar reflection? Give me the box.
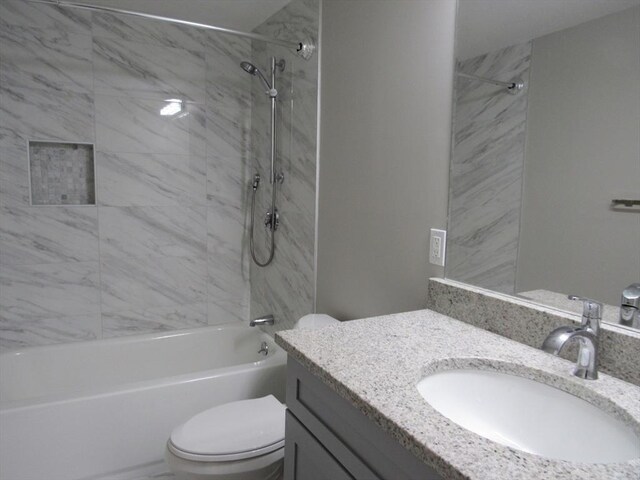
[611,199,640,207]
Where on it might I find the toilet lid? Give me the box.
[169,395,285,461]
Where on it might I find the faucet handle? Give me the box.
[620,283,640,328]
[568,295,602,332]
[621,283,640,308]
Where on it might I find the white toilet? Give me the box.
[165,314,339,480]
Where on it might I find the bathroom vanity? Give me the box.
[283,357,441,479]
[275,310,640,480]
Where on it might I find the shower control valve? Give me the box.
[252,174,261,191]
[265,208,279,231]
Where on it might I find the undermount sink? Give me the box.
[416,369,640,464]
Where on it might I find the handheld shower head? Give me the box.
[240,61,257,75]
[239,60,275,96]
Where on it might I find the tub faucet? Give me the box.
[542,295,602,380]
[250,314,275,327]
[258,341,269,356]
[620,283,640,329]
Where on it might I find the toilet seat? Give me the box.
[169,395,285,463]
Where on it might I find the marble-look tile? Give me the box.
[206,104,251,160]
[280,89,317,219]
[254,0,319,45]
[446,241,521,294]
[0,261,100,318]
[94,95,201,155]
[251,262,312,333]
[92,12,205,52]
[0,0,91,34]
[248,0,319,334]
[248,90,272,169]
[93,36,205,102]
[0,206,98,265]
[289,86,318,159]
[0,24,93,94]
[208,299,247,325]
[251,213,315,333]
[0,0,263,349]
[206,35,252,111]
[0,312,100,352]
[102,303,207,338]
[189,103,207,157]
[96,152,206,206]
[99,206,206,259]
[0,140,30,206]
[447,42,532,295]
[207,203,249,324]
[206,153,250,206]
[100,254,207,313]
[0,85,94,146]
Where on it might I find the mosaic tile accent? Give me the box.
[29,141,95,205]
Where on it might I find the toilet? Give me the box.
[165,314,339,480]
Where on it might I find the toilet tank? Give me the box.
[294,314,339,330]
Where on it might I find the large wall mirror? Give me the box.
[446,0,640,329]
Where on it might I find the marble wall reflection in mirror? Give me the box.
[446,0,640,328]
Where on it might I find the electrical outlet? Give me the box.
[429,229,446,266]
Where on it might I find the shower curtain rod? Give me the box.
[457,72,524,95]
[26,0,316,60]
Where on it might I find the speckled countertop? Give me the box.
[518,289,622,326]
[275,310,640,480]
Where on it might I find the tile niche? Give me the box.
[29,141,96,206]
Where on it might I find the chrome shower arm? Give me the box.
[457,72,524,95]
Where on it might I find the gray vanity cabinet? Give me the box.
[284,358,442,480]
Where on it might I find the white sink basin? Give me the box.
[417,369,640,463]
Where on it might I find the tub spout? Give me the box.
[250,314,275,327]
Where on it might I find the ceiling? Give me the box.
[457,0,640,60]
[84,0,292,31]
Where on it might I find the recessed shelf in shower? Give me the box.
[28,141,96,206]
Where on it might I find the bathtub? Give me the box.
[0,323,286,480]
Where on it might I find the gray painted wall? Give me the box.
[316,0,457,320]
[516,6,640,305]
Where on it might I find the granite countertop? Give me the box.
[518,289,622,326]
[275,310,640,480]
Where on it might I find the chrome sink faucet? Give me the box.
[620,283,640,328]
[542,295,602,380]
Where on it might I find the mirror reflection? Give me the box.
[446,0,640,328]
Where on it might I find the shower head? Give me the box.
[240,61,257,75]
[239,60,275,95]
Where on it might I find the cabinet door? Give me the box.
[286,358,441,480]
[284,411,355,480]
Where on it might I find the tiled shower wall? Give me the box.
[249,0,319,333]
[446,43,531,295]
[0,0,254,350]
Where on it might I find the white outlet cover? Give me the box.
[429,229,447,266]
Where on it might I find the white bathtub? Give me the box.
[0,323,286,480]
